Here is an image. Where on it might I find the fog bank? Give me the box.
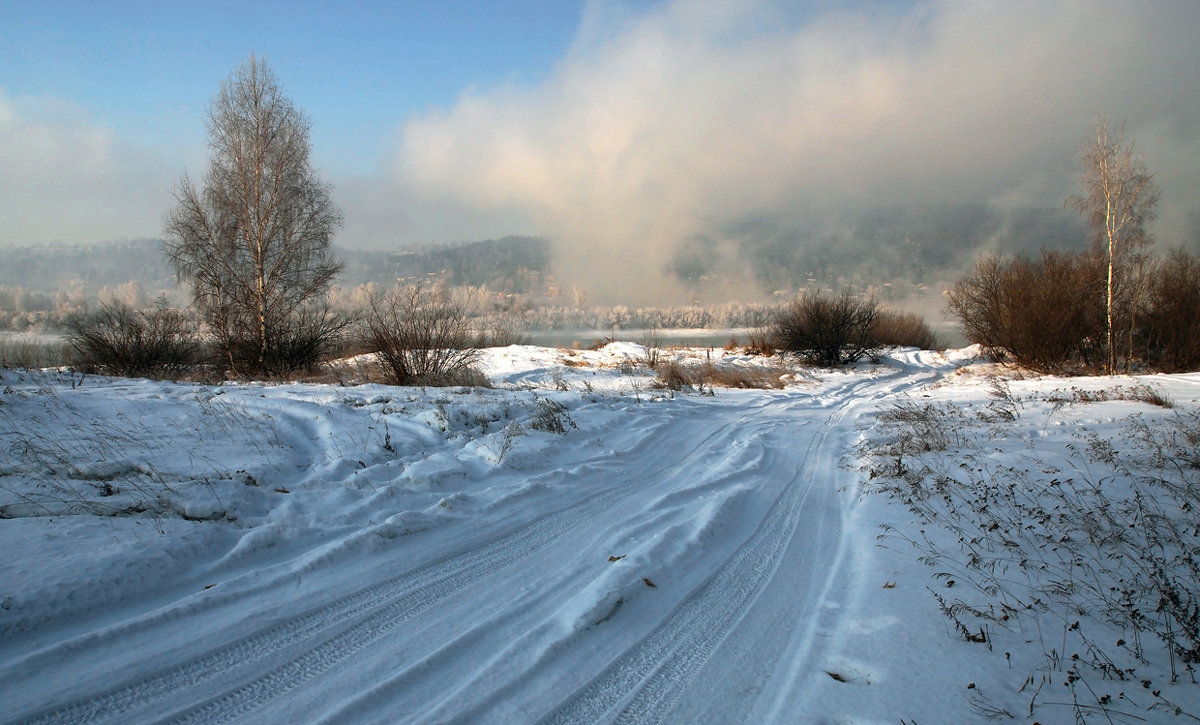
[380,0,1200,302]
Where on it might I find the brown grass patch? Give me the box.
[743,327,776,356]
[1043,383,1173,409]
[652,360,788,390]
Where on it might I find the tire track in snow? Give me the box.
[538,412,842,725]
[19,491,605,725]
[163,407,776,725]
[311,420,779,725]
[15,405,755,725]
[15,369,930,725]
[539,372,929,724]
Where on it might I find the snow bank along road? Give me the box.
[0,355,942,723]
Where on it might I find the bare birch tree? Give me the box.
[1067,115,1160,374]
[164,55,344,376]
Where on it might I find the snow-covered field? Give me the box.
[1,343,1197,724]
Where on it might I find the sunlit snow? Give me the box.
[1,344,1197,723]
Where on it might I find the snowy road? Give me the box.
[0,351,939,724]
[6,347,1199,723]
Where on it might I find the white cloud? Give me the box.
[0,90,179,246]
[8,0,1200,303]
[387,0,1200,301]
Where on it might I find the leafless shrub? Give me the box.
[493,421,525,461]
[64,300,200,378]
[773,289,879,367]
[1143,249,1200,373]
[361,285,484,387]
[221,305,352,378]
[870,309,939,350]
[0,338,72,369]
[874,400,959,460]
[706,364,787,389]
[947,251,1101,373]
[979,377,1020,422]
[949,246,1199,375]
[548,367,569,391]
[947,255,1006,355]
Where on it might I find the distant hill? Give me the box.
[339,236,552,291]
[0,239,176,295]
[0,236,554,296]
[669,204,1091,291]
[0,206,1093,300]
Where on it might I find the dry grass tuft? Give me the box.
[1043,383,1173,409]
[0,337,72,369]
[743,327,777,356]
[653,360,788,390]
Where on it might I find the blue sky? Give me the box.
[2,0,1199,302]
[2,0,594,176]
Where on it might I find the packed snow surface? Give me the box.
[1,343,1197,723]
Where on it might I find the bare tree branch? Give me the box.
[163,54,344,376]
[1066,115,1161,374]
[361,284,484,386]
